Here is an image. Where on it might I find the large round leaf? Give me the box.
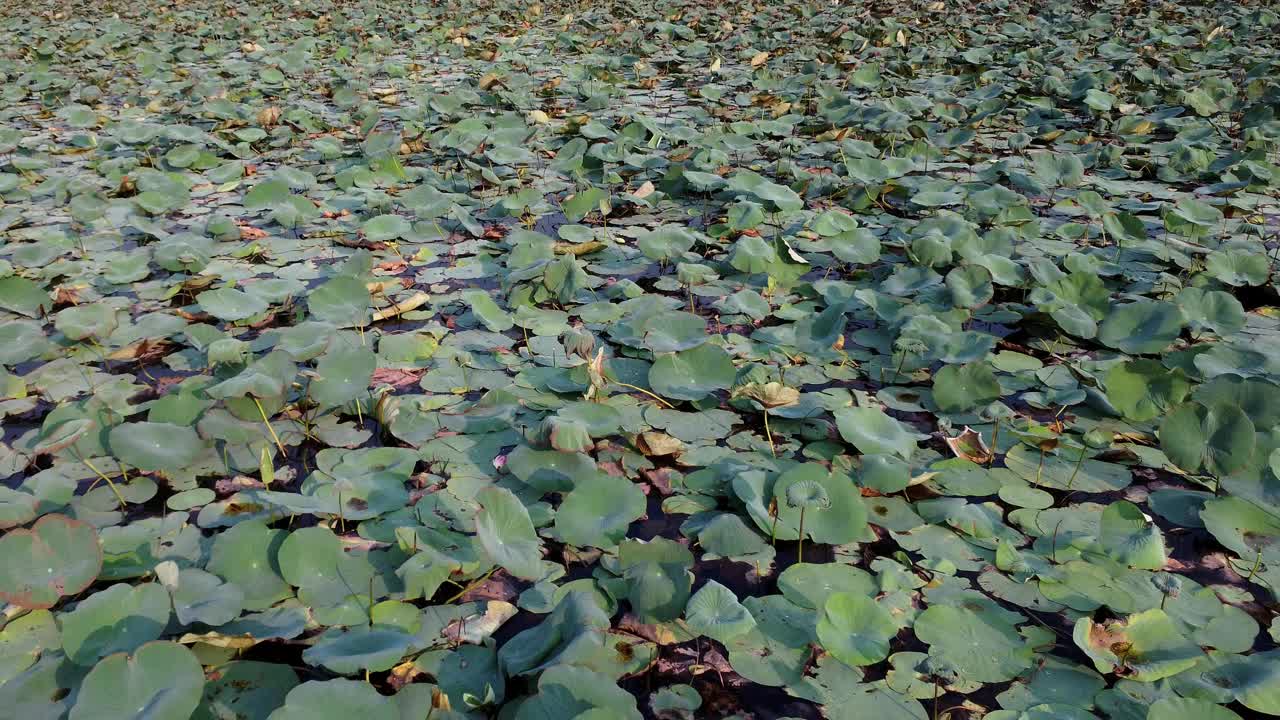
[835,406,920,460]
[310,346,376,408]
[267,680,396,720]
[301,628,413,674]
[768,463,868,544]
[638,225,697,262]
[1160,402,1256,476]
[648,343,736,401]
[684,580,756,643]
[932,363,1001,414]
[308,276,371,328]
[475,487,543,580]
[1099,501,1166,569]
[1105,360,1190,422]
[61,583,171,666]
[554,471,646,549]
[108,422,206,472]
[1098,300,1183,355]
[0,514,101,609]
[915,605,1033,683]
[206,521,292,611]
[816,592,898,666]
[70,642,205,720]
[198,288,269,322]
[195,661,299,720]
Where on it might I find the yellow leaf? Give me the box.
[554,240,606,256]
[372,291,430,322]
[750,51,769,67]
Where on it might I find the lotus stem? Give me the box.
[989,418,1001,465]
[769,498,779,547]
[81,455,128,509]
[446,566,497,604]
[613,381,675,409]
[1067,444,1087,491]
[797,506,806,563]
[763,410,775,457]
[254,397,287,456]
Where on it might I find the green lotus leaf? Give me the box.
[1200,496,1280,561]
[835,406,921,460]
[0,609,58,686]
[0,320,50,364]
[475,486,543,580]
[498,590,611,677]
[684,580,756,643]
[915,604,1033,683]
[198,287,269,322]
[308,275,371,328]
[1205,248,1270,287]
[778,563,876,610]
[816,592,898,666]
[768,463,867,544]
[648,343,735,401]
[244,179,291,210]
[61,583,171,666]
[945,265,994,309]
[362,214,411,242]
[70,642,205,720]
[267,680,397,720]
[618,538,694,623]
[639,310,708,352]
[194,661,299,720]
[1099,501,1166,569]
[462,288,514,332]
[860,454,912,494]
[1160,402,1256,476]
[554,471,645,548]
[726,595,818,687]
[206,520,292,611]
[649,684,701,720]
[302,628,413,674]
[1178,287,1245,337]
[562,187,609,222]
[727,170,803,212]
[0,276,52,318]
[638,225,697,262]
[310,345,376,408]
[0,514,101,609]
[1105,360,1191,422]
[728,234,778,273]
[1097,301,1184,355]
[1200,650,1280,715]
[108,422,206,471]
[513,665,642,720]
[169,567,245,626]
[505,445,597,493]
[1147,698,1241,720]
[54,304,118,341]
[932,362,1001,414]
[695,513,771,559]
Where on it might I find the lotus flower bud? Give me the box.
[562,327,595,359]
